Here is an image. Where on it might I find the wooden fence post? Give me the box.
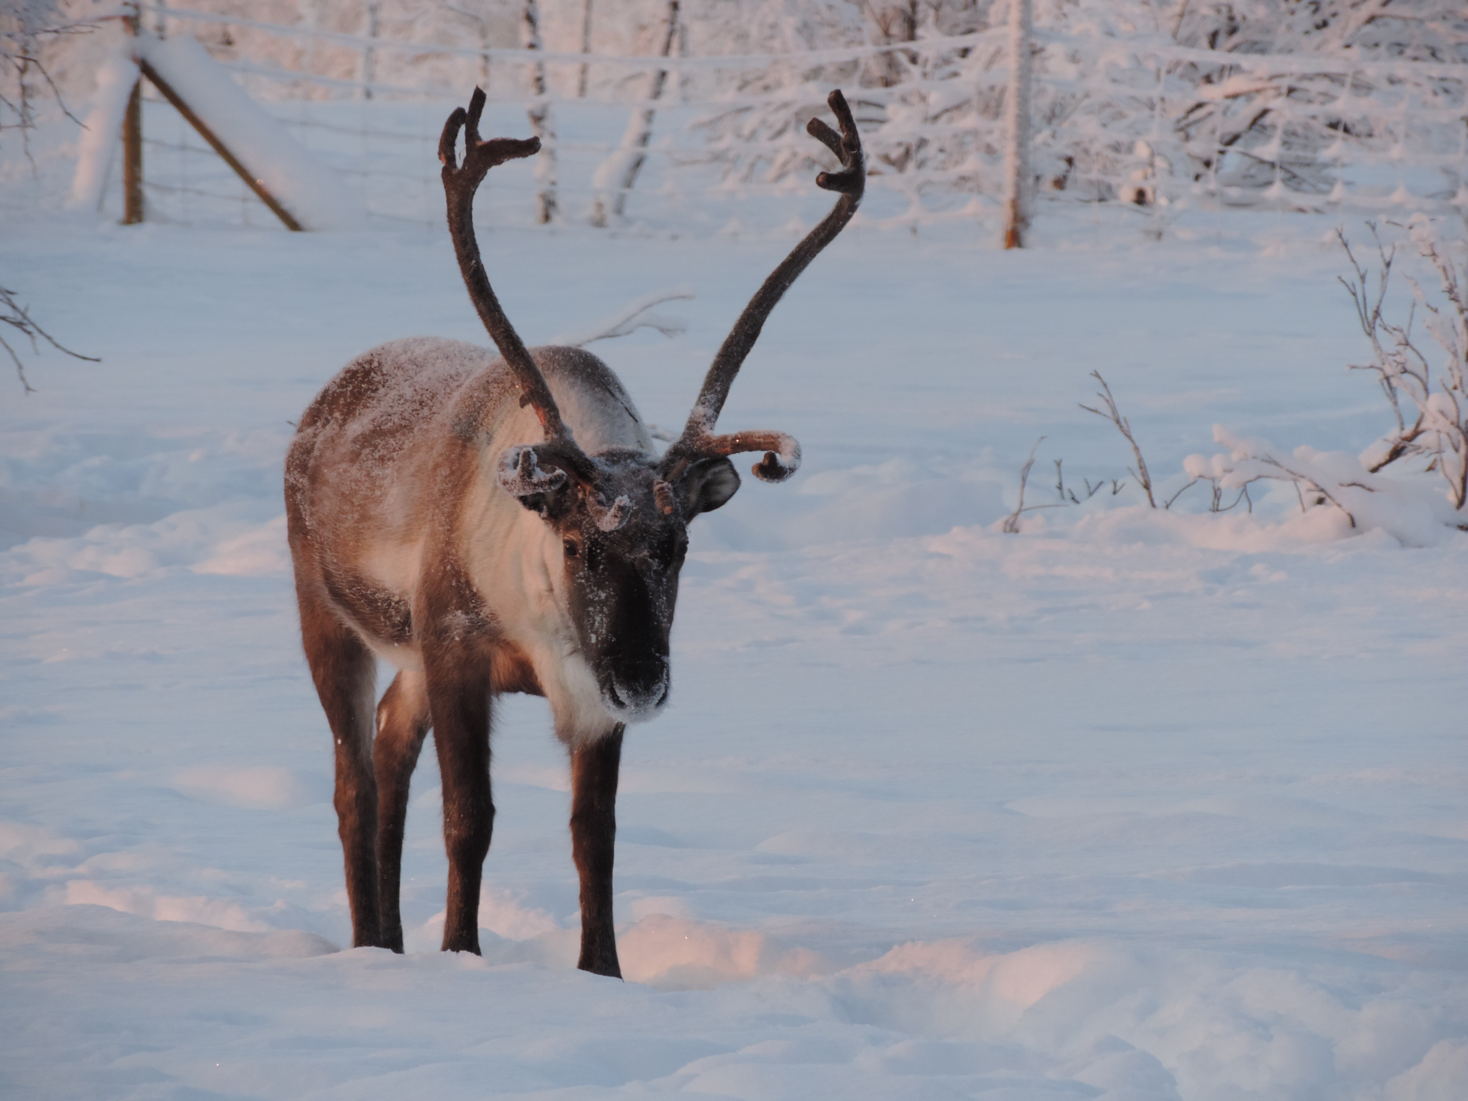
[121,77,144,224]
[138,59,304,232]
[121,6,144,225]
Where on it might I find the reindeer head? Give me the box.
[495,443,739,719]
[441,87,864,723]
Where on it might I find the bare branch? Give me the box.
[1,286,100,393]
[1080,371,1156,507]
[546,286,694,348]
[1163,478,1200,509]
[1,4,93,159]
[1003,437,1045,533]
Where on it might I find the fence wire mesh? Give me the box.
[109,0,1468,234]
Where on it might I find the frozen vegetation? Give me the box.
[3,90,1467,1101]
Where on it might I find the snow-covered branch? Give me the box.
[1185,429,1366,528]
[1340,216,1468,510]
[1,0,93,154]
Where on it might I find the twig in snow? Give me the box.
[1163,478,1199,509]
[1055,458,1102,504]
[1080,371,1156,507]
[1208,480,1251,513]
[1254,453,1356,526]
[1003,436,1047,533]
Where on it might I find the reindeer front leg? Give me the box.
[423,642,495,955]
[570,725,624,977]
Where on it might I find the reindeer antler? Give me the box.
[441,90,578,449]
[663,89,865,484]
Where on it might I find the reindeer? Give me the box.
[284,89,864,977]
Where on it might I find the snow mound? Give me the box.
[1,905,337,961]
[172,765,327,810]
[619,913,826,989]
[3,507,288,585]
[193,514,290,576]
[61,882,270,932]
[703,457,1008,550]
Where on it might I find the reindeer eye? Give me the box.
[563,539,580,558]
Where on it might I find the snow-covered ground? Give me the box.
[3,134,1466,1099]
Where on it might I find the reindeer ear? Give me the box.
[677,457,740,519]
[497,445,572,518]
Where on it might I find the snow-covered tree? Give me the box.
[2,0,83,150]
[3,0,100,391]
[589,0,680,226]
[521,0,558,222]
[688,0,1465,217]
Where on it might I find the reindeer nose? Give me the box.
[606,663,670,719]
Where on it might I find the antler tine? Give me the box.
[809,91,863,195]
[689,429,802,484]
[664,89,864,484]
[440,89,583,459]
[439,106,467,170]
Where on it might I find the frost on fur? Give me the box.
[497,444,569,497]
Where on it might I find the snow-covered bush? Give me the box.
[1185,216,1468,542]
[1342,215,1468,509]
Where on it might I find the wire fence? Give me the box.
[121,0,1468,236]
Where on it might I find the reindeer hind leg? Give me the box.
[375,668,431,954]
[297,588,384,949]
